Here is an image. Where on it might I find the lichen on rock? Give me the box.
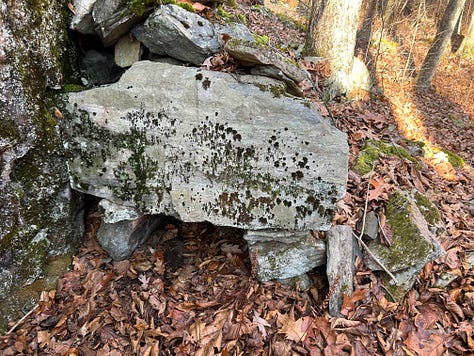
[0,0,83,333]
[64,61,349,231]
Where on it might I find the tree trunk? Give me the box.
[455,8,474,56]
[416,0,467,90]
[303,0,363,100]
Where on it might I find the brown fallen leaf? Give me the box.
[277,312,307,342]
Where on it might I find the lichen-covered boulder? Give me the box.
[63,60,348,231]
[132,4,255,65]
[0,1,83,333]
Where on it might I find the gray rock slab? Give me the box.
[92,0,152,46]
[115,34,142,68]
[97,201,164,260]
[364,190,445,300]
[64,60,348,231]
[326,225,355,316]
[70,0,97,34]
[225,38,308,83]
[133,5,254,65]
[245,230,326,281]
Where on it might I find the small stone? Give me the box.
[97,209,164,261]
[245,230,326,281]
[92,0,152,46]
[115,34,142,68]
[133,5,254,65]
[225,38,308,83]
[362,211,378,240]
[70,0,97,35]
[326,225,355,316]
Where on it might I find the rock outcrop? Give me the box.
[0,1,83,333]
[63,60,348,232]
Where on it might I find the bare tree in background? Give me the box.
[416,0,467,90]
[455,7,474,55]
[304,0,363,100]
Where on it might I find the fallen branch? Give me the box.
[6,304,39,335]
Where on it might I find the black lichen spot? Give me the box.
[195,73,203,80]
[291,171,304,180]
[202,77,211,90]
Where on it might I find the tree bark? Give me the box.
[303,0,363,100]
[416,0,467,90]
[455,8,474,56]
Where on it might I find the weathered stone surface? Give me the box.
[70,0,97,34]
[64,60,348,231]
[250,65,304,97]
[97,200,163,260]
[326,225,355,316]
[92,0,152,46]
[362,211,378,240]
[225,38,308,83]
[365,190,445,300]
[115,34,142,68]
[0,1,83,333]
[133,5,254,65]
[245,230,326,281]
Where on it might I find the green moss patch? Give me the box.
[354,139,416,174]
[431,146,465,168]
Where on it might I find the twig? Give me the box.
[6,304,39,335]
[353,232,398,284]
[355,169,399,284]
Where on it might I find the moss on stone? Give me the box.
[431,146,465,167]
[354,139,416,174]
[63,83,86,92]
[375,191,432,270]
[252,33,269,46]
[176,2,195,12]
[414,191,441,226]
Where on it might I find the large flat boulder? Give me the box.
[63,61,348,231]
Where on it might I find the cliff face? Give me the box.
[0,0,83,333]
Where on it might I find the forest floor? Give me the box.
[1,1,473,355]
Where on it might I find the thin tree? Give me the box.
[304,0,363,100]
[416,0,467,90]
[455,8,474,56]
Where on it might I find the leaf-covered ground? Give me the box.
[1,1,473,354]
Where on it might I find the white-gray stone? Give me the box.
[97,213,164,261]
[99,199,140,224]
[326,225,355,316]
[132,5,254,64]
[64,61,348,231]
[115,34,142,68]
[245,230,326,281]
[70,0,97,34]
